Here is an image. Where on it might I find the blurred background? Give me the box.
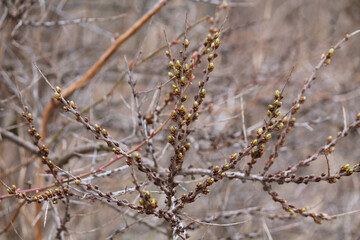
[1,0,360,239]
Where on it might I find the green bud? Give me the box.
[200,88,206,98]
[265,133,272,140]
[180,76,186,86]
[328,48,334,56]
[222,163,230,171]
[27,113,33,121]
[150,198,158,208]
[184,64,190,72]
[70,100,76,108]
[175,60,182,69]
[184,39,190,48]
[214,38,221,48]
[208,62,215,72]
[54,92,61,100]
[168,135,175,144]
[274,90,280,99]
[174,68,180,77]
[101,128,108,137]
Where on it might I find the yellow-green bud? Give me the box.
[274,90,280,99]
[101,128,108,137]
[222,163,230,171]
[328,48,334,56]
[70,100,76,108]
[54,92,61,100]
[150,198,158,208]
[184,39,190,48]
[200,88,206,98]
[208,62,215,72]
[175,60,182,69]
[265,133,272,140]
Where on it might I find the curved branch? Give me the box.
[40,0,171,139]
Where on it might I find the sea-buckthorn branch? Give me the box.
[262,29,360,175]
[165,30,221,209]
[277,114,360,176]
[262,182,336,224]
[183,86,291,183]
[52,87,130,157]
[19,106,63,187]
[242,72,294,176]
[0,114,172,200]
[161,11,227,237]
[264,161,360,184]
[75,186,168,237]
[171,166,262,212]
[34,64,132,159]
[164,30,195,207]
[130,165,161,215]
[239,30,360,178]
[170,110,360,212]
[48,16,209,153]
[261,73,292,175]
[167,100,297,210]
[5,184,72,205]
[0,90,172,201]
[48,72,127,147]
[244,91,284,176]
[171,114,360,220]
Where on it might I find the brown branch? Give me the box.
[40,0,171,140]
[1,200,26,234]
